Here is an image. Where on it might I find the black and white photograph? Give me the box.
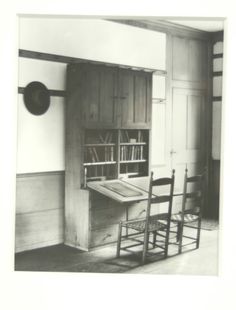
[15,16,223,275]
[1,1,236,310]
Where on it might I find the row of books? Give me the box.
[99,131,113,143]
[84,165,115,178]
[120,145,145,161]
[120,130,145,143]
[85,146,115,163]
[86,131,114,144]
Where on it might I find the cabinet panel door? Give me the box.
[99,66,117,127]
[78,64,117,128]
[118,69,134,127]
[119,69,152,129]
[134,72,152,127]
[81,65,100,125]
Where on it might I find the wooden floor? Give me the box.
[15,226,219,275]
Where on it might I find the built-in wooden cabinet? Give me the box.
[67,63,152,129]
[65,63,152,250]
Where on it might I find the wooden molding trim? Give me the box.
[18,86,66,98]
[16,170,65,178]
[19,49,162,73]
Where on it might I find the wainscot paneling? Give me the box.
[15,209,64,253]
[15,171,65,253]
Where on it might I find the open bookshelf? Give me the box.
[83,129,149,186]
[119,129,149,178]
[83,129,117,185]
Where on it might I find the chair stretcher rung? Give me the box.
[120,248,141,256]
[120,242,144,250]
[182,240,197,247]
[122,231,143,238]
[146,250,165,257]
[153,244,166,250]
[155,232,167,238]
[183,224,200,229]
[123,239,143,246]
[182,235,198,240]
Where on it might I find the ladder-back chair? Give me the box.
[116,170,175,264]
[171,168,206,254]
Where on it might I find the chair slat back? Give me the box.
[146,170,175,225]
[152,177,174,187]
[186,190,202,199]
[181,168,206,216]
[151,195,172,204]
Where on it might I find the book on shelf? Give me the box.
[98,133,105,143]
[105,146,115,161]
[98,131,113,143]
[120,130,130,143]
[105,131,113,143]
[120,145,144,161]
[137,130,144,142]
[87,131,113,144]
[120,130,146,144]
[86,147,99,162]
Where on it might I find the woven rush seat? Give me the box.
[124,216,167,232]
[171,213,199,223]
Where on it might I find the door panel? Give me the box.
[77,64,117,128]
[119,69,135,126]
[83,67,100,123]
[173,37,189,81]
[99,67,117,126]
[119,69,152,128]
[187,95,201,150]
[171,88,205,195]
[134,73,148,124]
[173,37,207,83]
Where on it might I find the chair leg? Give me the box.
[164,225,171,258]
[116,222,122,258]
[176,222,181,242]
[153,231,157,248]
[178,223,184,254]
[142,231,149,264]
[196,219,201,249]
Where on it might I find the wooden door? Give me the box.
[119,69,152,129]
[99,66,118,127]
[171,88,206,199]
[69,64,117,128]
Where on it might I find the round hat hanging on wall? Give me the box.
[23,81,50,115]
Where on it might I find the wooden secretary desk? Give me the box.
[65,62,153,250]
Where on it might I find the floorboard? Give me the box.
[15,228,218,275]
